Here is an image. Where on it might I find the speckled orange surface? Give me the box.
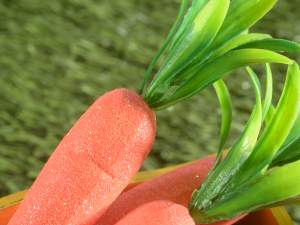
[97,155,241,225]
[8,89,156,225]
[115,200,196,225]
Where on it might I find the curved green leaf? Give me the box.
[170,0,209,50]
[189,71,262,215]
[246,64,273,120]
[272,109,300,166]
[169,0,229,62]
[151,49,292,109]
[237,38,300,54]
[213,79,232,165]
[174,33,272,83]
[146,0,230,100]
[211,0,277,50]
[201,159,300,223]
[209,33,272,60]
[264,104,276,126]
[232,62,300,184]
[280,109,300,150]
[262,64,273,120]
[272,137,300,166]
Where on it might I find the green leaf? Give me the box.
[209,33,272,60]
[213,79,232,165]
[189,71,262,217]
[211,0,278,50]
[264,104,276,126]
[174,33,272,83]
[231,62,300,184]
[280,108,300,150]
[272,137,300,166]
[151,49,292,109]
[146,0,230,100]
[170,0,209,50]
[236,38,300,54]
[262,64,273,120]
[201,159,300,222]
[272,109,300,166]
[139,0,189,95]
[246,64,273,120]
[169,0,227,58]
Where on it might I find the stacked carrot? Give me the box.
[114,201,196,225]
[98,156,215,225]
[98,156,243,225]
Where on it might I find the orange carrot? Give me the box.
[8,89,156,225]
[114,200,195,225]
[98,156,243,225]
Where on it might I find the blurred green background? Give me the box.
[0,0,300,221]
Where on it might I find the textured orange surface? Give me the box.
[7,89,156,225]
[115,200,196,225]
[98,156,245,225]
[98,156,215,225]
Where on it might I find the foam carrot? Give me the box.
[97,156,243,225]
[8,0,300,224]
[114,200,195,225]
[8,89,156,225]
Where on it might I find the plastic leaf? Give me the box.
[189,71,262,218]
[272,108,300,166]
[246,64,273,120]
[151,49,292,109]
[209,33,272,60]
[210,0,277,50]
[213,79,232,165]
[236,38,300,54]
[201,159,300,222]
[146,0,229,100]
[231,62,300,185]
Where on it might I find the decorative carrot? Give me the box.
[8,0,300,224]
[114,200,195,225]
[8,89,156,225]
[97,156,243,225]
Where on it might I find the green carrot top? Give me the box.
[140,0,300,223]
[140,0,300,110]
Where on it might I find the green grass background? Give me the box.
[0,0,300,221]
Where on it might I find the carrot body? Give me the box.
[115,200,195,225]
[98,156,243,225]
[8,88,156,225]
